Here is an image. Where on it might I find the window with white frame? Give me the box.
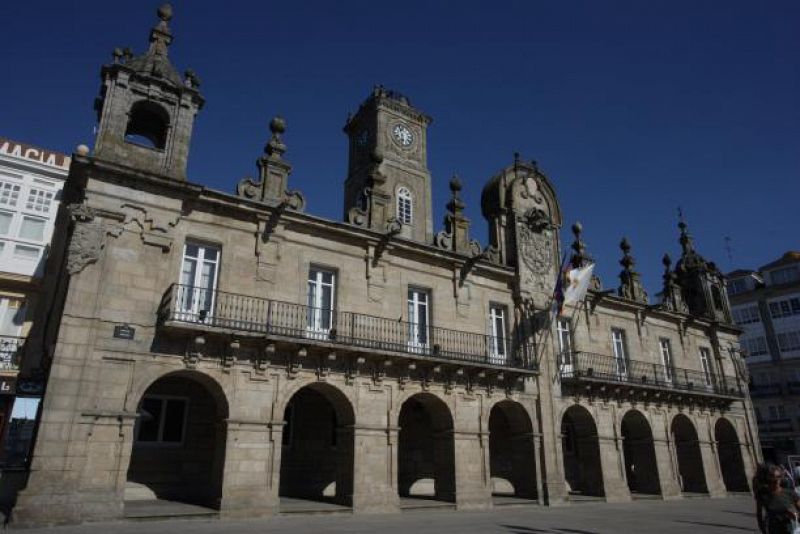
[732,305,761,325]
[659,338,674,382]
[769,298,800,319]
[407,288,429,349]
[135,396,188,444]
[307,267,335,334]
[777,331,800,353]
[727,278,748,295]
[742,336,768,357]
[0,211,11,235]
[611,328,628,377]
[488,304,507,363]
[25,187,54,213]
[178,242,220,321]
[397,187,413,225]
[0,181,20,207]
[699,347,713,386]
[557,318,573,370]
[770,266,800,286]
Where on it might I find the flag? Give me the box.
[552,256,571,316]
[564,263,595,307]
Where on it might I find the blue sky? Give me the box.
[3,1,798,295]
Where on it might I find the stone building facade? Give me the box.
[13,5,758,526]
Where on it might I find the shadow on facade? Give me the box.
[672,414,708,493]
[621,410,661,495]
[561,405,604,497]
[126,371,228,509]
[715,418,749,492]
[489,400,537,499]
[279,383,355,506]
[398,393,455,502]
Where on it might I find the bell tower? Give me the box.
[93,4,204,181]
[343,86,433,242]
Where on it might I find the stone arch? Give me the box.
[561,404,604,497]
[126,370,229,509]
[671,414,708,493]
[715,418,749,492]
[125,100,170,149]
[279,382,355,506]
[620,409,661,495]
[398,392,456,502]
[489,400,537,499]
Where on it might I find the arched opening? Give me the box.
[561,405,604,497]
[489,401,537,500]
[279,383,355,506]
[125,100,169,149]
[715,418,749,492]
[398,393,455,503]
[671,414,708,493]
[621,410,661,495]
[126,371,228,509]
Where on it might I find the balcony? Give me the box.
[750,383,783,397]
[559,351,745,399]
[759,418,794,433]
[0,337,23,372]
[158,284,536,372]
[786,382,800,395]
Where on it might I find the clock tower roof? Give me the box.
[344,85,432,133]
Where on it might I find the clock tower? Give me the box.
[343,86,433,243]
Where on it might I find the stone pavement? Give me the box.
[16,495,757,533]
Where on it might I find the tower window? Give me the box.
[397,187,413,225]
[125,101,169,149]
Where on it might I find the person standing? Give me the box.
[755,463,800,534]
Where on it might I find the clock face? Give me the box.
[392,123,414,147]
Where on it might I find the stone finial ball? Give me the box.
[158,3,173,21]
[449,175,462,192]
[572,221,583,235]
[75,144,90,156]
[662,253,672,267]
[270,116,286,135]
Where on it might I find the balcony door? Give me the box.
[307,268,335,339]
[557,318,573,374]
[658,339,674,383]
[178,243,219,322]
[407,288,429,353]
[611,329,629,378]
[699,347,713,390]
[488,305,507,365]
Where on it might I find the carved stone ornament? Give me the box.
[517,222,553,292]
[66,203,122,275]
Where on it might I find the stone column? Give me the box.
[532,432,545,504]
[453,430,492,509]
[652,435,682,499]
[597,434,632,502]
[220,419,279,518]
[351,424,400,513]
[14,410,137,527]
[700,438,727,498]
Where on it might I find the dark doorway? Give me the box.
[489,401,537,499]
[671,414,708,493]
[715,418,749,492]
[398,393,455,502]
[621,410,661,495]
[561,405,604,497]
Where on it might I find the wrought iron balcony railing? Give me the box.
[158,284,536,371]
[559,350,745,398]
[786,381,800,395]
[0,336,23,371]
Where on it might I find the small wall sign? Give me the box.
[113,324,136,340]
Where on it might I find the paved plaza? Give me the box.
[17,495,757,533]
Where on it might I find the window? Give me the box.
[0,211,11,234]
[777,331,800,353]
[125,100,169,149]
[0,182,20,207]
[307,267,335,335]
[397,187,413,225]
[732,306,761,325]
[771,267,800,286]
[768,405,787,421]
[769,298,800,319]
[699,347,713,386]
[611,328,628,377]
[18,216,45,241]
[488,304,507,363]
[727,278,748,295]
[407,288,429,350]
[0,298,25,337]
[557,318,573,371]
[659,338,674,382]
[178,243,220,321]
[25,188,54,213]
[742,336,768,357]
[135,396,188,444]
[13,245,39,262]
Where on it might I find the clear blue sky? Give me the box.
[3,1,798,296]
